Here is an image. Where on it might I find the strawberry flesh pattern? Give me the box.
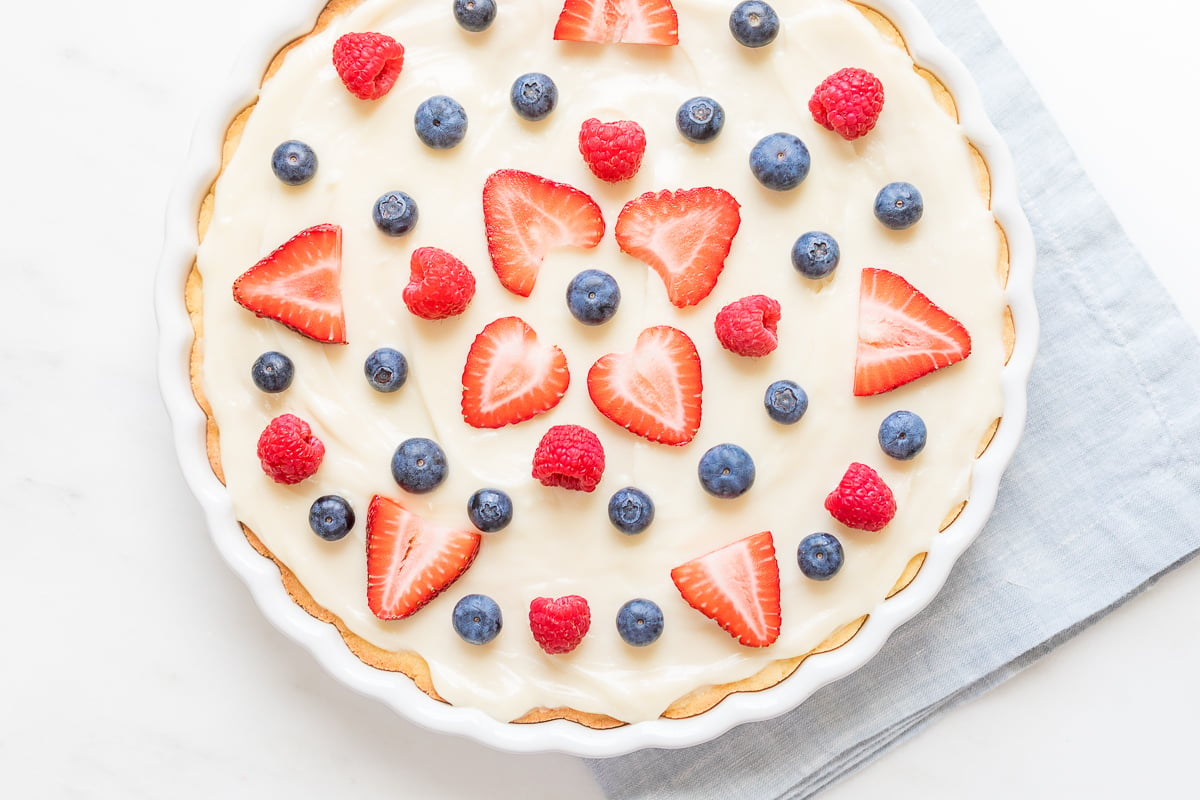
[553,0,679,45]
[670,531,781,647]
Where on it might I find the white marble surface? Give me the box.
[2,0,1196,796]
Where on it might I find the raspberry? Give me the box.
[332,32,405,100]
[531,425,605,493]
[578,118,647,182]
[257,414,325,485]
[403,246,476,320]
[809,67,885,141]
[824,462,897,532]
[529,595,591,654]
[714,294,781,357]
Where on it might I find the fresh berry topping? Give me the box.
[390,437,449,494]
[587,325,703,445]
[878,410,928,460]
[270,140,317,185]
[675,96,725,143]
[364,347,409,393]
[809,67,885,141]
[763,379,808,424]
[670,530,781,647]
[308,495,355,542]
[403,246,476,320]
[714,294,781,357]
[509,72,559,121]
[453,0,497,32]
[251,351,294,393]
[414,95,468,149]
[608,487,655,534]
[256,414,325,485]
[466,488,514,533]
[615,187,741,308]
[697,443,755,498]
[531,424,606,493]
[453,594,503,645]
[529,595,591,654]
[824,462,897,532]
[749,132,810,191]
[232,224,347,344]
[791,231,840,279]
[366,495,481,620]
[566,269,621,325]
[373,190,419,236]
[729,1,779,48]
[461,316,570,428]
[874,181,923,230]
[332,32,405,100]
[482,169,604,297]
[797,532,844,580]
[578,118,646,182]
[553,0,679,45]
[854,268,971,395]
[616,598,664,646]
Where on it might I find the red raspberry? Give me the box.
[332,32,405,100]
[403,247,476,320]
[824,462,897,532]
[256,414,324,485]
[578,118,647,182]
[531,425,605,493]
[809,67,885,141]
[529,595,591,654]
[714,294,781,357]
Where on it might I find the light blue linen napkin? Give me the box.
[587,1,1200,796]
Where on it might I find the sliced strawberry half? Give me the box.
[366,495,482,621]
[482,169,605,297]
[587,325,702,446]
[232,223,347,344]
[615,187,741,308]
[462,316,570,428]
[670,530,781,648]
[553,0,679,45]
[854,268,972,396]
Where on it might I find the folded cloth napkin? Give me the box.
[587,1,1200,797]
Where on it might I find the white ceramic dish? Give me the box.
[156,0,1037,758]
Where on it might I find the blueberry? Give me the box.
[616,598,664,646]
[675,96,725,143]
[391,437,448,494]
[763,379,808,424]
[874,182,923,230]
[878,410,927,460]
[608,487,655,535]
[308,495,355,542]
[453,0,497,32]
[414,95,468,149]
[452,594,503,645]
[510,72,558,121]
[797,532,844,580]
[364,347,409,393]
[373,191,419,236]
[729,1,779,48]
[251,351,294,393]
[791,231,840,279]
[270,140,317,185]
[467,488,513,533]
[698,443,755,498]
[750,132,810,191]
[566,269,621,325]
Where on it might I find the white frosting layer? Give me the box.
[196,0,1006,723]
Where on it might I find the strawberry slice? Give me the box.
[462,316,570,428]
[615,187,741,308]
[553,0,679,45]
[670,530,781,648]
[366,495,482,620]
[482,170,605,297]
[232,223,347,344]
[854,268,972,396]
[587,325,702,446]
